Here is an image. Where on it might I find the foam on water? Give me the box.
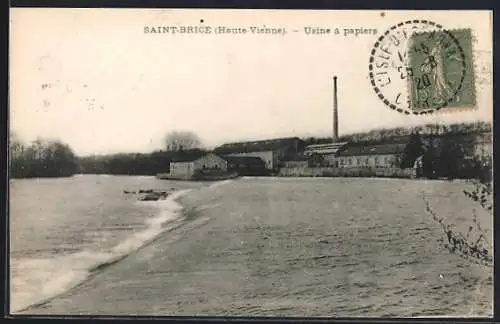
[208,179,235,188]
[10,189,193,314]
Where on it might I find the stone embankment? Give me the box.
[278,166,415,178]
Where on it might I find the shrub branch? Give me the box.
[423,182,493,267]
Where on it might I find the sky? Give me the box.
[10,9,493,156]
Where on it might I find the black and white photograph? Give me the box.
[9,9,493,317]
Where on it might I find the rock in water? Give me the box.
[136,189,171,201]
[139,193,160,201]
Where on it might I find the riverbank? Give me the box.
[11,171,487,183]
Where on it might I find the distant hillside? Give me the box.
[302,121,492,146]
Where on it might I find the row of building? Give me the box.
[164,137,404,179]
[164,132,493,180]
[163,77,492,180]
[163,137,301,179]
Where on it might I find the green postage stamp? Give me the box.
[408,29,475,112]
[369,21,477,115]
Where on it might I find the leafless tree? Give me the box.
[163,131,202,152]
[9,131,25,159]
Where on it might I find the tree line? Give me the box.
[76,131,205,175]
[9,131,205,178]
[397,131,492,183]
[10,134,78,178]
[10,122,492,180]
[302,121,492,146]
[77,149,208,175]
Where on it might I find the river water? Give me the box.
[10,175,493,317]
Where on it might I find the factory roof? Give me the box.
[214,137,301,154]
[337,143,406,157]
[170,152,266,165]
[304,142,348,156]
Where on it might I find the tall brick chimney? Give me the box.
[333,76,339,143]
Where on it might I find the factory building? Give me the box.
[334,143,406,168]
[303,142,349,166]
[459,132,493,159]
[166,152,266,180]
[302,76,408,169]
[168,152,226,180]
[214,137,304,171]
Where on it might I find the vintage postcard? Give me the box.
[9,9,493,317]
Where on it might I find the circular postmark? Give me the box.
[369,20,468,115]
